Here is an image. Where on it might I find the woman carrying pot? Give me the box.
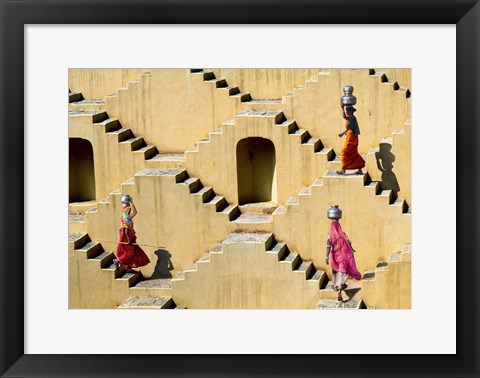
[113,195,150,272]
[325,205,362,302]
[337,86,365,175]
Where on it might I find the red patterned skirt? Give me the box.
[116,228,150,269]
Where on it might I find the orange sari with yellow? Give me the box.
[341,120,365,170]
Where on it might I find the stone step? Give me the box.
[280,251,300,270]
[316,298,365,309]
[68,233,90,250]
[292,128,310,143]
[266,241,289,261]
[120,137,146,151]
[132,145,158,159]
[248,99,282,104]
[210,244,223,254]
[303,137,323,152]
[116,271,142,287]
[192,186,215,203]
[308,270,327,288]
[205,78,227,88]
[69,214,87,233]
[294,260,314,278]
[75,241,103,259]
[69,110,109,124]
[218,86,241,95]
[103,263,127,279]
[133,278,172,290]
[191,69,215,80]
[277,119,298,133]
[107,128,133,142]
[382,80,400,90]
[378,190,393,204]
[230,92,252,102]
[208,195,228,211]
[222,205,241,221]
[118,296,175,309]
[286,196,299,206]
[136,168,185,179]
[362,271,376,281]
[89,251,114,268]
[224,232,273,244]
[148,152,185,162]
[69,92,84,103]
[69,214,85,223]
[69,98,106,111]
[69,200,97,215]
[182,177,202,193]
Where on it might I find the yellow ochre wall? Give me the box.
[69,68,411,309]
[210,69,320,99]
[273,171,411,275]
[69,69,149,99]
[69,68,411,205]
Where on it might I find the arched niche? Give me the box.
[69,138,96,202]
[236,137,277,205]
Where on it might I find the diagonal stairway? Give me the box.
[185,110,336,204]
[361,243,411,309]
[69,232,185,309]
[170,232,366,309]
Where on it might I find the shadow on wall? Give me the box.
[150,249,175,279]
[375,142,400,198]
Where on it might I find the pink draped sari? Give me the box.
[329,221,361,281]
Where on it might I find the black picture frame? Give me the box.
[1,1,478,377]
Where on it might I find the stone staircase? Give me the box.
[69,232,183,309]
[118,296,180,309]
[68,90,83,103]
[69,90,106,111]
[361,244,412,309]
[85,168,244,273]
[69,109,186,200]
[290,69,411,158]
[171,232,367,309]
[69,110,185,170]
[69,201,97,233]
[277,170,409,218]
[272,169,411,276]
[190,69,252,102]
[192,69,293,112]
[369,69,411,99]
[185,110,336,204]
[316,298,366,309]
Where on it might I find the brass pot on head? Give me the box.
[327,205,342,220]
[341,85,357,107]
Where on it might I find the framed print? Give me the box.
[1,1,478,378]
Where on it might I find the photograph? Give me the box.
[68,68,412,310]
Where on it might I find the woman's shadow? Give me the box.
[150,249,174,279]
[375,142,400,198]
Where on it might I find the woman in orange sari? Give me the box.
[337,105,365,175]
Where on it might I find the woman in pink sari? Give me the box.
[326,219,361,301]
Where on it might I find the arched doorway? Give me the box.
[69,138,96,202]
[236,137,277,205]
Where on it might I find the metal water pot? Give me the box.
[327,205,342,220]
[121,194,132,204]
[341,85,357,107]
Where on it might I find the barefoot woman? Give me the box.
[325,205,362,302]
[337,105,365,175]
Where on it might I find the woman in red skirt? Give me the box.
[113,195,150,272]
